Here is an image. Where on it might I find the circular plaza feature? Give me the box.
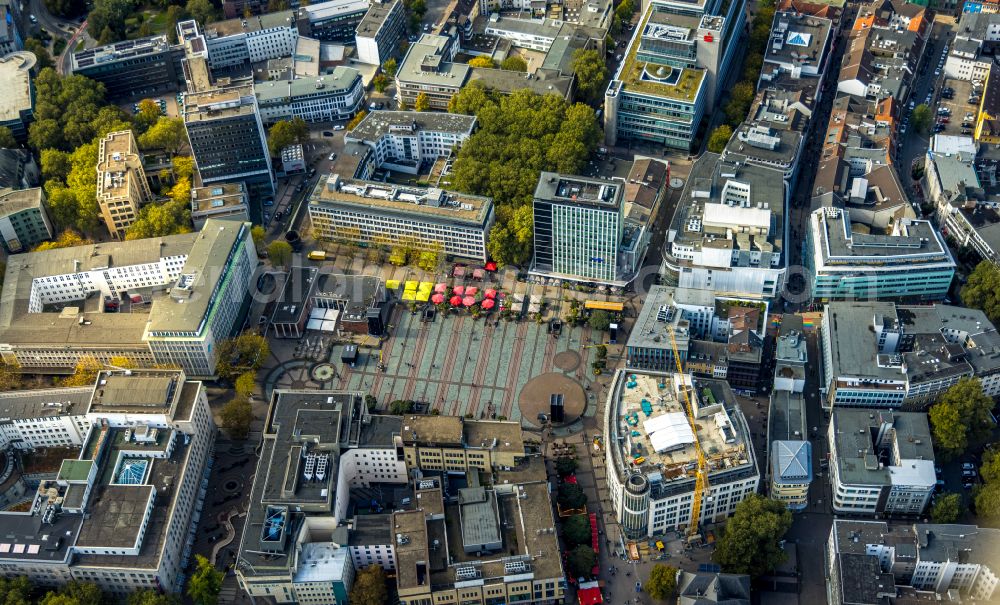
[518,372,586,426]
[553,350,581,372]
[311,363,335,382]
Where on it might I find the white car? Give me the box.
[328,152,336,161]
[333,125,345,131]
[934,69,941,76]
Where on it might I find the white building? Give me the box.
[944,12,1000,82]
[308,174,495,262]
[345,110,475,175]
[255,68,365,124]
[190,182,250,229]
[355,0,406,65]
[828,409,936,516]
[203,11,298,69]
[0,369,214,597]
[604,370,759,538]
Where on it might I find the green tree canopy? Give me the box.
[557,482,587,509]
[88,0,140,44]
[570,49,608,106]
[707,124,733,153]
[43,0,88,17]
[251,225,266,247]
[383,57,398,78]
[128,590,181,605]
[25,38,55,71]
[414,92,431,112]
[500,56,528,72]
[566,544,596,578]
[468,56,495,68]
[268,240,293,268]
[962,261,1000,324]
[0,126,14,149]
[139,117,190,154]
[267,118,310,156]
[645,564,679,600]
[215,332,271,381]
[724,81,755,127]
[931,492,963,524]
[714,495,792,578]
[33,229,92,252]
[350,565,388,605]
[41,149,72,182]
[555,456,577,477]
[929,378,996,460]
[187,0,219,23]
[220,395,253,438]
[373,74,389,93]
[562,513,591,547]
[235,371,257,398]
[187,555,223,605]
[912,104,933,134]
[0,576,33,605]
[588,310,611,331]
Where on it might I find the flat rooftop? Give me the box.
[612,372,752,481]
[256,68,360,103]
[356,0,399,36]
[831,409,935,487]
[183,80,258,122]
[75,484,154,549]
[813,208,954,263]
[401,414,463,446]
[463,420,524,454]
[96,131,143,201]
[823,302,905,382]
[769,391,806,442]
[0,386,94,421]
[204,10,295,37]
[0,187,44,216]
[0,52,34,124]
[72,36,170,70]
[311,175,493,227]
[396,35,470,88]
[191,182,247,213]
[534,172,623,209]
[87,370,196,420]
[614,6,706,103]
[764,11,833,70]
[346,110,476,141]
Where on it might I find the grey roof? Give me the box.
[271,266,318,326]
[814,209,952,262]
[837,552,896,605]
[346,110,476,141]
[0,386,94,421]
[626,285,691,353]
[769,390,806,441]
[313,274,385,323]
[72,36,171,71]
[764,11,833,72]
[677,571,751,605]
[396,35,469,89]
[913,523,1000,567]
[534,172,623,209]
[775,331,807,364]
[255,67,362,103]
[0,52,34,124]
[458,487,501,549]
[830,408,934,486]
[771,440,812,483]
[0,187,44,216]
[356,0,401,37]
[468,66,573,99]
[349,514,393,546]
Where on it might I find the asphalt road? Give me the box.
[25,0,87,73]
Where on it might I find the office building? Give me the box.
[312,274,391,336]
[399,414,526,471]
[828,409,936,516]
[677,572,751,605]
[944,12,1000,82]
[767,389,810,510]
[255,67,365,124]
[190,181,250,229]
[604,0,746,149]
[531,173,627,285]
[71,37,184,101]
[827,519,1000,604]
[0,219,255,377]
[355,0,406,65]
[757,10,835,96]
[0,369,214,596]
[183,78,275,194]
[604,370,759,538]
[0,51,34,142]
[0,148,40,190]
[345,110,475,175]
[662,153,788,299]
[807,208,955,301]
[95,131,153,239]
[821,302,1000,409]
[235,390,408,603]
[202,11,298,70]
[721,88,810,187]
[0,3,22,55]
[300,0,372,42]
[395,34,465,110]
[308,174,495,261]
[0,187,52,253]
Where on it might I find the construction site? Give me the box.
[603,370,759,542]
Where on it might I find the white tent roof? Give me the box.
[307,318,323,330]
[643,412,695,453]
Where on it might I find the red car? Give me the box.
[938,117,950,123]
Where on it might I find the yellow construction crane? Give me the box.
[668,328,709,542]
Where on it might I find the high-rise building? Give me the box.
[255,68,365,124]
[0,51,34,142]
[0,369,214,597]
[531,172,625,284]
[354,0,406,65]
[0,187,52,253]
[96,130,153,239]
[70,36,184,101]
[183,78,275,195]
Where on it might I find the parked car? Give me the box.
[328,152,337,161]
[333,125,345,131]
[962,462,976,471]
[322,131,334,137]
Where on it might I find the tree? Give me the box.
[912,104,933,134]
[187,0,218,23]
[139,117,189,154]
[500,56,528,72]
[571,49,608,106]
[347,110,369,130]
[41,149,72,182]
[46,581,103,605]
[220,395,253,438]
[349,565,388,605]
[165,5,185,44]
[468,56,495,68]
[29,118,64,151]
[389,399,414,414]
[555,456,577,477]
[251,225,266,247]
[215,332,270,381]
[724,81,755,127]
[172,155,196,180]
[187,555,223,605]
[0,126,16,149]
[0,360,21,393]
[645,564,679,600]
[34,229,92,251]
[128,590,180,605]
[975,481,1000,520]
[90,106,132,138]
[125,200,192,240]
[562,513,591,547]
[43,0,87,17]
[929,378,996,460]
[373,74,389,93]
[713,495,792,578]
[267,118,310,157]
[557,482,587,509]
[134,99,162,133]
[930,492,963,524]
[414,92,431,112]
[382,57,398,78]
[588,310,611,331]
[0,576,33,605]
[268,240,293,268]
[962,261,1000,325]
[566,544,596,578]
[708,124,733,153]
[487,205,533,266]
[235,371,256,398]
[61,356,104,387]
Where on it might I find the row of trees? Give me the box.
[446,85,601,265]
[707,0,776,152]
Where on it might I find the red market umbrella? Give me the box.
[434,283,447,293]
[466,286,479,296]
[452,285,465,296]
[481,298,495,310]
[462,296,476,307]
[484,288,497,299]
[485,261,498,271]
[431,293,445,304]
[450,295,462,306]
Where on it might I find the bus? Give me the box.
[307,250,326,261]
